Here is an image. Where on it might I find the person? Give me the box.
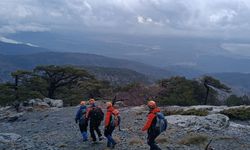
[104,102,119,148]
[86,98,104,143]
[142,100,162,150]
[75,101,88,141]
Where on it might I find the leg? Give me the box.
[147,131,161,150]
[82,123,88,141]
[104,128,111,147]
[105,127,116,147]
[95,121,103,138]
[90,122,97,141]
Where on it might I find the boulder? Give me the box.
[167,114,229,131]
[28,98,43,106]
[49,100,63,108]
[0,133,21,143]
[43,98,63,108]
[7,113,24,122]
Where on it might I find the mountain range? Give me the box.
[1,40,250,95]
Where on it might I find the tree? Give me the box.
[34,65,94,99]
[156,76,225,106]
[11,70,32,101]
[202,76,231,105]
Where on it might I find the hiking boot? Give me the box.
[83,139,88,142]
[111,142,117,148]
[99,136,104,141]
[91,141,97,144]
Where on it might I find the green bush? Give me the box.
[181,108,209,116]
[220,107,250,120]
[162,108,209,116]
[157,76,221,106]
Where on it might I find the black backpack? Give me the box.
[79,108,87,125]
[91,107,104,121]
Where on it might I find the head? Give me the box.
[147,100,157,109]
[106,102,112,108]
[89,98,95,105]
[80,101,86,106]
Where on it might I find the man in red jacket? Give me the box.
[104,102,118,148]
[142,100,162,150]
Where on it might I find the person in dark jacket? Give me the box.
[75,101,88,141]
[142,100,162,150]
[104,102,118,148]
[86,99,104,143]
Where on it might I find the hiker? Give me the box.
[104,102,120,148]
[86,99,104,143]
[75,101,88,141]
[142,100,167,150]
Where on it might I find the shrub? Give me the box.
[163,108,209,116]
[181,109,209,116]
[220,107,250,120]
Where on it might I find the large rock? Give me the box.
[7,113,24,122]
[28,98,43,106]
[0,133,21,143]
[167,114,229,131]
[43,98,63,108]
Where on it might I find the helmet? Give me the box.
[89,99,95,105]
[147,100,156,108]
[80,101,86,106]
[106,102,113,108]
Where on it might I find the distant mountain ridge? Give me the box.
[211,72,250,95]
[0,52,173,82]
[0,41,49,55]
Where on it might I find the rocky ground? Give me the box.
[1,103,250,150]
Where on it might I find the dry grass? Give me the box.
[179,134,208,146]
[129,137,144,146]
[156,136,169,144]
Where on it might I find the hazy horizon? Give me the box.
[1,0,250,72]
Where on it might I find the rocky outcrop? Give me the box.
[43,98,63,108]
[167,114,230,131]
[28,98,63,108]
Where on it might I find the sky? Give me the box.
[0,0,250,39]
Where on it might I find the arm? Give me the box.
[142,113,155,131]
[105,111,111,127]
[86,108,91,119]
[75,108,81,123]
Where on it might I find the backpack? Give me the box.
[154,112,167,133]
[91,107,104,121]
[110,109,120,128]
[79,108,87,125]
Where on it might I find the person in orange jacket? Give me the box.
[142,100,162,150]
[104,102,118,148]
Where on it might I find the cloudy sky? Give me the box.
[1,0,250,39]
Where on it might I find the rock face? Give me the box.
[0,133,21,143]
[167,114,230,131]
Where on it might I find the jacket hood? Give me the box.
[107,106,115,112]
[151,107,160,114]
[80,105,87,109]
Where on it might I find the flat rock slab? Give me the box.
[167,114,229,131]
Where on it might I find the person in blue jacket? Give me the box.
[75,101,88,141]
